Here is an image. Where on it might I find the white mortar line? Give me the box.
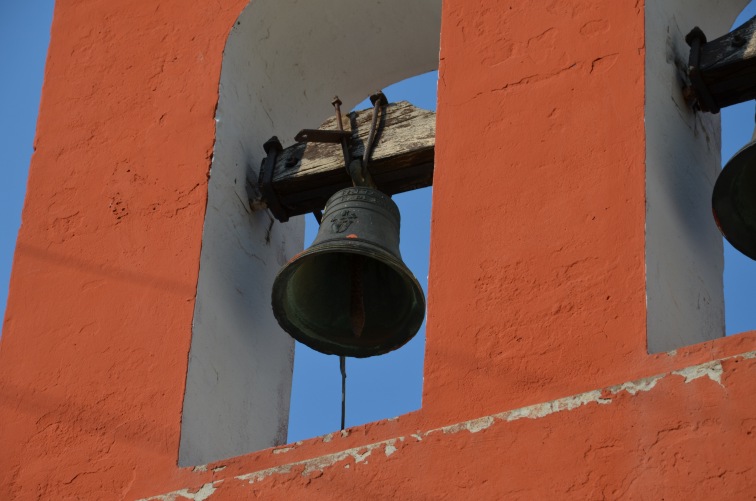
[140,481,221,501]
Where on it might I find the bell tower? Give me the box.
[1,0,755,499]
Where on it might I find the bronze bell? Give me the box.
[271,186,426,358]
[713,137,756,260]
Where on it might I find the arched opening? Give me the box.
[721,4,756,335]
[179,0,441,466]
[645,0,749,353]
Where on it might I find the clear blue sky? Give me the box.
[1,3,754,444]
[1,1,56,328]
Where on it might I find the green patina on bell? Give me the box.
[272,186,426,358]
[713,139,756,260]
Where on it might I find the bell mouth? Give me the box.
[713,142,756,260]
[271,241,426,358]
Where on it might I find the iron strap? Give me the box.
[259,136,290,222]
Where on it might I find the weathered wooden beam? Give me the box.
[687,17,756,113]
[253,101,435,220]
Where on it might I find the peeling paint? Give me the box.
[383,439,400,457]
[191,465,207,473]
[432,366,717,438]
[149,352,754,499]
[489,390,607,427]
[237,464,294,485]
[140,481,219,501]
[349,448,372,464]
[443,415,495,434]
[673,360,723,386]
[466,416,494,432]
[236,441,393,485]
[608,375,663,395]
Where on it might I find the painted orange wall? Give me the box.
[426,0,649,423]
[0,0,754,499]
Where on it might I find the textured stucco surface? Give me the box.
[0,0,240,498]
[0,0,754,499]
[425,0,651,423]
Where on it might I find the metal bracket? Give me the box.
[294,129,351,144]
[684,17,756,113]
[685,27,720,113]
[370,90,388,107]
[258,136,290,222]
[256,92,391,220]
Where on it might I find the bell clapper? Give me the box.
[350,254,366,338]
[340,355,347,431]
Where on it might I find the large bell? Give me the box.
[272,186,426,358]
[713,138,756,260]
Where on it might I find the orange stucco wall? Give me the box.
[1,0,754,499]
[426,0,649,423]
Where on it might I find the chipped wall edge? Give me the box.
[140,350,754,500]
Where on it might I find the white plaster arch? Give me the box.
[179,0,441,467]
[645,0,750,352]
